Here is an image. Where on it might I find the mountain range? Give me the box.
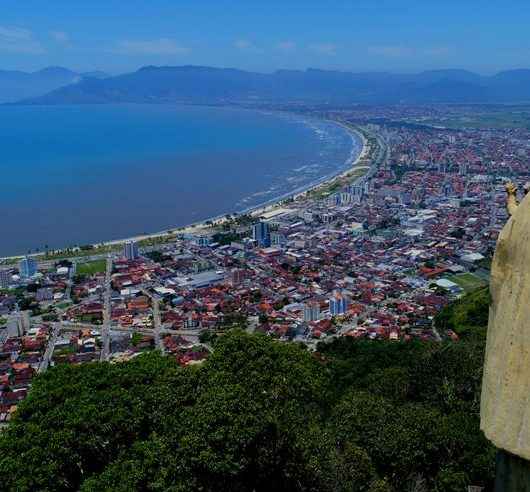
[8,65,530,105]
[0,67,108,103]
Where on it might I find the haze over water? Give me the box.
[0,104,359,256]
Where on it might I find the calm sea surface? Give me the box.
[0,104,360,256]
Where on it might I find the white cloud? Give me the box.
[113,38,190,56]
[277,41,296,52]
[50,31,70,44]
[0,26,45,54]
[233,39,263,53]
[233,39,254,50]
[310,43,337,56]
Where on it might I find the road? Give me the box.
[38,322,61,373]
[64,282,72,301]
[16,245,163,270]
[431,321,443,342]
[100,255,113,361]
[60,321,102,332]
[152,297,164,352]
[59,321,199,339]
[140,287,165,352]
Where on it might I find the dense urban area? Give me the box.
[1,104,528,490]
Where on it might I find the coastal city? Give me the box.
[4,3,530,488]
[1,106,528,425]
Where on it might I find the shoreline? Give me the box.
[96,122,367,246]
[0,120,368,262]
[175,120,367,232]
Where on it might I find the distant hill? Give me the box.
[0,67,109,103]
[13,65,530,105]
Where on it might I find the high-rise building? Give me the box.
[123,240,139,261]
[17,311,31,335]
[303,301,321,322]
[350,184,364,203]
[252,221,270,248]
[36,287,54,302]
[18,257,37,279]
[230,268,246,286]
[330,193,342,206]
[0,269,12,288]
[329,290,349,316]
[270,232,287,247]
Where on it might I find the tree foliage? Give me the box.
[0,302,494,492]
[434,287,490,338]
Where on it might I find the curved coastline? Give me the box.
[89,121,366,247]
[0,118,366,261]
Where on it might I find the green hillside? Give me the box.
[435,287,490,339]
[0,291,493,491]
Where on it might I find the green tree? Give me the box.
[434,287,490,339]
[0,321,495,491]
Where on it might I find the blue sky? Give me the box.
[1,0,529,74]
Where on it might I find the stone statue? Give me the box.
[481,181,530,489]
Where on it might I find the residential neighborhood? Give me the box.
[1,111,529,422]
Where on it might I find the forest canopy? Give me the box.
[0,292,493,491]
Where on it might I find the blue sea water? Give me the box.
[0,104,360,256]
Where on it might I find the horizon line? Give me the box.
[5,64,530,78]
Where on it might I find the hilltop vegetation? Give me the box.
[0,291,493,491]
[435,287,490,339]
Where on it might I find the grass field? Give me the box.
[447,272,487,293]
[55,302,72,310]
[77,260,107,276]
[308,166,369,200]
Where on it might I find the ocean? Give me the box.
[0,104,360,256]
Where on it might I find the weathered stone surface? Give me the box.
[481,191,530,460]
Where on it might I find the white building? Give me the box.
[303,301,321,322]
[18,257,37,279]
[0,269,12,289]
[123,240,139,261]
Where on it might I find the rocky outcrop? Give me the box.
[481,189,530,460]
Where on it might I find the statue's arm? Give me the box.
[506,182,519,216]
